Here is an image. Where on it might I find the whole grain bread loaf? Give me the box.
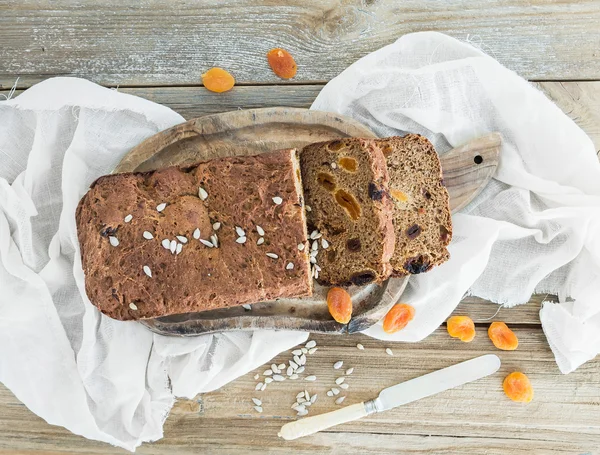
[76,149,312,321]
[378,135,452,275]
[300,138,395,286]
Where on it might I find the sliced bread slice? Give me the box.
[300,138,395,286]
[378,135,452,275]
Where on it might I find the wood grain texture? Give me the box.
[1,325,598,454]
[2,0,600,89]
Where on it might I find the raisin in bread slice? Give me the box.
[378,135,452,275]
[300,138,395,286]
[76,148,312,321]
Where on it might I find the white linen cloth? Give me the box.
[0,31,598,450]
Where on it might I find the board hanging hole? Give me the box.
[474,155,483,164]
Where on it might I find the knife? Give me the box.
[278,354,501,440]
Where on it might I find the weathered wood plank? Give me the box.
[1,327,598,454]
[1,0,600,89]
[4,81,599,153]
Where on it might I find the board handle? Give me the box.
[441,132,501,213]
[278,401,372,440]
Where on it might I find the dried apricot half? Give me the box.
[267,48,297,79]
[327,287,352,324]
[503,372,534,402]
[488,321,518,351]
[383,303,415,334]
[446,316,476,342]
[201,67,235,93]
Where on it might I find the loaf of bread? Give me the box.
[300,138,395,286]
[76,149,312,321]
[378,135,452,274]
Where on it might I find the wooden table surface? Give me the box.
[1,1,600,454]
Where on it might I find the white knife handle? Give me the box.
[278,401,372,440]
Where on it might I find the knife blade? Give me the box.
[279,354,501,440]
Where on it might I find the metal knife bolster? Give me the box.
[364,399,380,415]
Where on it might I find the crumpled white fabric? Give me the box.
[1,31,599,452]
[0,77,307,451]
[311,32,600,374]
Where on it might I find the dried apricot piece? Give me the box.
[503,372,533,402]
[327,287,352,324]
[267,48,297,79]
[201,67,235,93]
[488,322,519,351]
[446,316,476,342]
[383,303,415,334]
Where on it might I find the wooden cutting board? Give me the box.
[114,107,500,336]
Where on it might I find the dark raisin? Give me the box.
[404,256,432,274]
[346,238,361,252]
[350,270,377,286]
[368,182,386,201]
[111,288,119,302]
[328,140,345,152]
[406,224,422,239]
[100,225,117,237]
[423,189,432,199]
[440,225,450,242]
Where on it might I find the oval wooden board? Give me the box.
[115,107,500,336]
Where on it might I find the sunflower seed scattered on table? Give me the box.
[289,360,298,369]
[297,409,308,417]
[386,348,394,356]
[327,391,333,397]
[305,390,310,401]
[254,406,263,413]
[340,383,349,390]
[143,231,154,240]
[301,347,308,354]
[289,374,299,380]
[357,343,365,350]
[335,377,345,385]
[332,388,340,395]
[299,354,307,365]
[305,376,316,381]
[271,364,278,372]
[292,349,302,356]
[260,383,267,391]
[109,236,119,247]
[335,396,346,405]
[255,383,263,391]
[305,340,316,349]
[308,347,318,354]
[252,398,262,406]
[295,404,306,412]
[273,375,285,382]
[333,360,343,370]
[254,374,259,380]
[278,363,286,370]
[287,366,294,376]
[264,377,273,384]
[304,401,312,407]
[346,368,354,375]
[264,369,273,376]
[291,402,301,410]
[293,355,301,365]
[310,394,318,404]
[295,366,305,374]
[296,391,305,399]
